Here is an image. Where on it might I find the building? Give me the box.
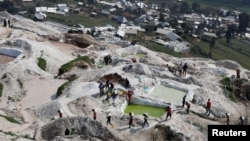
[201,32,217,42]
[115,16,128,24]
[156,28,181,41]
[34,12,46,21]
[100,10,110,16]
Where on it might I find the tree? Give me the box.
[0,0,16,14]
[192,2,200,11]
[242,0,250,5]
[159,12,165,22]
[161,2,166,12]
[225,26,232,45]
[242,82,250,100]
[170,3,179,14]
[238,12,250,34]
[209,37,216,58]
[180,1,190,14]
[169,17,178,28]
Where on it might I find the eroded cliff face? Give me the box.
[41,117,124,141]
[41,116,192,141]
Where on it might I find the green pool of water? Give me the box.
[124,104,165,118]
[150,85,186,104]
[136,53,145,58]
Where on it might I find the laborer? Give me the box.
[178,62,183,76]
[58,110,63,118]
[70,128,76,135]
[98,81,105,97]
[65,128,70,135]
[142,113,149,127]
[127,90,133,105]
[182,95,186,108]
[111,89,118,106]
[106,113,113,127]
[128,112,134,128]
[186,102,190,114]
[239,116,244,125]
[226,113,230,125]
[205,98,211,116]
[92,109,97,120]
[165,106,172,120]
[182,63,188,76]
[125,78,130,89]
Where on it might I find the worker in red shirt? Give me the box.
[205,98,211,116]
[127,90,133,105]
[165,106,172,120]
[58,110,63,118]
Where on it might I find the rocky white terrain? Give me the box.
[0,11,250,141]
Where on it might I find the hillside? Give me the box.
[0,11,250,141]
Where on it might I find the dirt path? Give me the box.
[20,76,66,109]
[0,55,15,64]
[4,76,66,132]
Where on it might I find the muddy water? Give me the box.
[0,54,15,64]
[150,85,186,105]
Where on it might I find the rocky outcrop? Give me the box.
[153,124,191,141]
[64,34,97,48]
[215,60,241,70]
[41,117,124,141]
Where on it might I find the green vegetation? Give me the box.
[219,77,248,101]
[220,77,233,90]
[46,13,118,28]
[0,114,21,124]
[58,56,94,75]
[0,82,3,97]
[17,79,23,89]
[147,42,183,58]
[8,96,15,102]
[0,130,34,140]
[136,53,146,58]
[187,0,250,14]
[187,37,250,70]
[56,75,77,98]
[124,104,166,118]
[37,57,47,71]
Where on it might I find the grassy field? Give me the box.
[46,13,118,27]
[147,42,183,58]
[58,56,94,75]
[187,0,250,14]
[150,0,250,14]
[186,36,250,70]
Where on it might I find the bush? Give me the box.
[234,78,248,87]
[17,79,23,89]
[0,114,21,124]
[220,77,233,100]
[56,82,69,98]
[58,56,94,75]
[0,83,3,97]
[38,57,46,71]
[219,77,231,87]
[56,75,77,98]
[242,83,250,100]
[8,96,14,102]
